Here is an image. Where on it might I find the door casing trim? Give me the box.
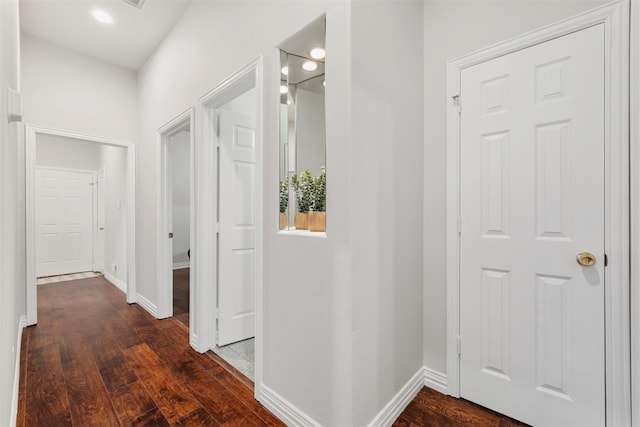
[26,125,137,325]
[194,58,264,397]
[156,109,195,344]
[445,1,630,425]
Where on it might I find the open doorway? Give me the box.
[157,110,193,333]
[26,126,136,325]
[196,61,262,386]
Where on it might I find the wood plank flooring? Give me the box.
[17,277,283,427]
[393,387,528,427]
[173,268,190,328]
[18,276,529,426]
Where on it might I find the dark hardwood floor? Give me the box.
[18,276,528,427]
[173,268,190,328]
[393,387,528,427]
[17,277,282,427]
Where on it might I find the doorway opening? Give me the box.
[26,126,136,326]
[446,3,630,425]
[157,110,194,336]
[196,59,263,389]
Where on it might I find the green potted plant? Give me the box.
[279,179,288,230]
[290,169,314,230]
[309,166,326,232]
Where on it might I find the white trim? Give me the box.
[104,271,127,294]
[157,108,194,322]
[172,262,190,270]
[189,330,198,351]
[195,59,264,397]
[9,315,27,427]
[25,125,137,325]
[630,0,640,425]
[94,167,106,274]
[367,368,424,427]
[258,384,321,427]
[446,2,630,425]
[423,366,448,395]
[136,293,158,318]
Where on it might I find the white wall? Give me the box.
[422,0,612,375]
[139,2,426,424]
[137,2,352,425]
[170,130,190,266]
[36,133,101,170]
[349,2,424,424]
[0,0,24,424]
[20,33,137,142]
[100,144,128,285]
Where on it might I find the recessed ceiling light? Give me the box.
[310,47,325,60]
[281,66,288,76]
[92,9,113,24]
[302,61,318,71]
[280,85,289,94]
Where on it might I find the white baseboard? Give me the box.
[423,366,448,394]
[257,366,447,427]
[189,331,198,351]
[173,262,190,270]
[258,384,321,427]
[10,315,27,427]
[104,272,127,294]
[368,367,425,427]
[136,293,158,318]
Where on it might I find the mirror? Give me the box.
[279,16,326,232]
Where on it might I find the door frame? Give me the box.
[445,1,630,425]
[34,165,97,277]
[631,0,640,423]
[156,109,194,333]
[94,167,106,273]
[26,125,137,325]
[195,58,263,392]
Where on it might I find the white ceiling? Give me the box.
[20,0,192,70]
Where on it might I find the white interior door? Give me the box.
[36,167,94,277]
[459,25,605,426]
[217,98,257,346]
[94,168,105,272]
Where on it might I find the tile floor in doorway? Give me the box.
[36,271,102,285]
[212,338,255,381]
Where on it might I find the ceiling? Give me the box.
[20,0,192,70]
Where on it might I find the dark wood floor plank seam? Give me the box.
[122,342,203,424]
[58,335,121,426]
[25,342,74,426]
[109,379,170,426]
[19,277,529,427]
[153,340,271,427]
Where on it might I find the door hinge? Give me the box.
[604,253,608,267]
[457,218,462,236]
[168,232,173,238]
[452,94,462,113]
[457,336,461,355]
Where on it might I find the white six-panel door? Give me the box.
[35,167,94,277]
[217,102,257,346]
[459,24,605,426]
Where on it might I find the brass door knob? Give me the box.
[576,252,596,266]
